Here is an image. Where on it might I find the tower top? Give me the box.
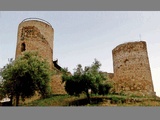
[21,18,52,26]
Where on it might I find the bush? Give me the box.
[110,96,126,104]
[98,83,112,96]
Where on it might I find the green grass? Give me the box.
[21,94,160,106]
[22,94,70,106]
[22,94,87,106]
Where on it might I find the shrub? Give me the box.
[98,83,112,96]
[110,96,126,104]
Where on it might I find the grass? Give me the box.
[22,94,86,106]
[22,94,67,106]
[20,94,160,106]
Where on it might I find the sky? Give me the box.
[0,11,160,96]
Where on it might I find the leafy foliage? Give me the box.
[98,83,112,96]
[1,51,52,106]
[62,59,110,103]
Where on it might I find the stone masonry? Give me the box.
[15,19,54,68]
[112,41,155,96]
[15,18,155,97]
[15,18,66,94]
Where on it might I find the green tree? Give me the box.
[1,51,52,106]
[62,59,107,104]
[98,83,112,96]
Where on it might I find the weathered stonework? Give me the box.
[51,74,66,94]
[112,41,155,96]
[15,19,54,68]
[15,18,66,94]
[15,19,156,97]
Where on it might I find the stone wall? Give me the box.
[15,19,66,95]
[51,74,67,94]
[15,19,156,97]
[15,20,54,68]
[112,41,155,96]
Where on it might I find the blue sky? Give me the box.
[0,11,160,96]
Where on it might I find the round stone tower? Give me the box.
[15,18,54,68]
[112,41,155,96]
[15,18,66,95]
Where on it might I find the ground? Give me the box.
[19,94,160,107]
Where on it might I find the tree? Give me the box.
[62,59,107,104]
[1,51,52,106]
[98,83,112,96]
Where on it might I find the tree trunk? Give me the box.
[9,94,13,106]
[16,94,19,106]
[86,91,91,104]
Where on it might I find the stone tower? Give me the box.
[112,41,155,96]
[15,18,66,95]
[15,18,54,68]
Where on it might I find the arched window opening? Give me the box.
[21,43,26,52]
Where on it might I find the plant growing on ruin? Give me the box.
[62,59,111,104]
[1,51,52,106]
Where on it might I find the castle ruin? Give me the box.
[15,18,66,94]
[15,18,155,97]
[112,41,155,96]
